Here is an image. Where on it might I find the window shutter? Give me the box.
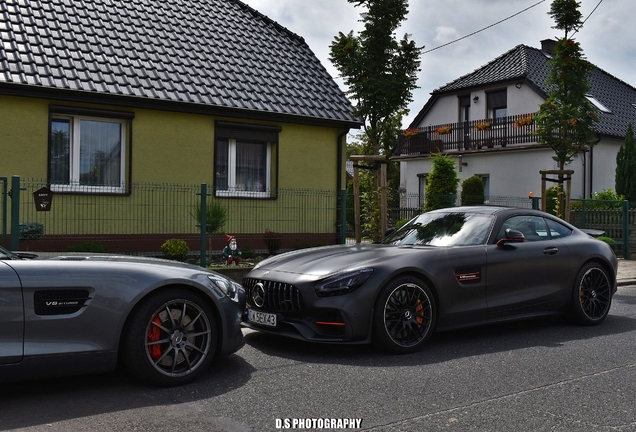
[486,90,507,110]
[216,121,281,142]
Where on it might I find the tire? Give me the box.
[122,289,218,386]
[372,276,436,354]
[568,262,612,326]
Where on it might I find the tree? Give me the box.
[534,0,598,217]
[424,155,459,212]
[330,0,421,156]
[460,176,485,206]
[536,0,598,168]
[616,123,636,202]
[330,0,421,239]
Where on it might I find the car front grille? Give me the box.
[243,278,304,311]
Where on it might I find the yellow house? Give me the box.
[0,0,361,253]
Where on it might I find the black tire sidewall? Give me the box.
[372,276,436,354]
[569,262,612,326]
[122,288,218,386]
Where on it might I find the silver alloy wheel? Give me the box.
[145,299,212,377]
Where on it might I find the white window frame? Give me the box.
[215,138,273,198]
[50,114,127,194]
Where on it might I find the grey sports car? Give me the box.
[0,247,245,385]
[242,206,618,353]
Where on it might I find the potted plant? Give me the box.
[474,121,491,131]
[435,125,452,135]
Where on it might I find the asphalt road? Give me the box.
[3,286,636,432]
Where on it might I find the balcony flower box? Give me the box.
[474,121,491,131]
[435,125,452,135]
[402,128,420,138]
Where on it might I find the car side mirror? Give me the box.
[496,229,525,246]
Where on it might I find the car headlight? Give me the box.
[315,268,373,297]
[208,275,242,303]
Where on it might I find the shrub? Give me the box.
[19,223,44,241]
[460,176,485,206]
[191,200,228,234]
[597,236,616,252]
[241,245,254,259]
[263,229,282,255]
[161,239,189,261]
[424,154,459,212]
[395,218,410,229]
[67,242,107,253]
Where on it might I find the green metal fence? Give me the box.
[3,177,343,263]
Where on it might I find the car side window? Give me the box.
[545,218,572,239]
[496,216,549,242]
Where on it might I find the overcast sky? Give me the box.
[240,0,634,128]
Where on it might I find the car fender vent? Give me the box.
[34,290,91,315]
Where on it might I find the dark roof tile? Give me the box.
[416,44,636,138]
[0,0,359,125]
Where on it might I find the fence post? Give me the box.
[199,184,208,268]
[531,197,540,210]
[10,175,20,251]
[623,200,630,259]
[338,189,346,244]
[1,177,7,248]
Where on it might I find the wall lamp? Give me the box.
[472,96,479,103]
[458,155,468,172]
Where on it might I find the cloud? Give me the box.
[240,0,635,127]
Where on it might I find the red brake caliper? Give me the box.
[148,316,163,360]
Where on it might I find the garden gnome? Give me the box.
[223,234,241,266]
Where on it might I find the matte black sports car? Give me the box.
[0,247,245,385]
[242,207,618,353]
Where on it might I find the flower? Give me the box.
[435,125,452,135]
[402,128,419,138]
[474,121,491,131]
[514,114,533,128]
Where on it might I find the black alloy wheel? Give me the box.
[372,276,436,354]
[570,262,612,325]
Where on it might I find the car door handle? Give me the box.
[543,247,559,255]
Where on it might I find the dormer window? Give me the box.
[586,95,612,113]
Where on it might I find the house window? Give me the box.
[214,121,280,198]
[49,106,133,194]
[417,173,428,207]
[459,95,471,122]
[487,89,507,119]
[586,95,612,113]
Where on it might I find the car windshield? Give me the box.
[382,212,494,246]
[0,246,18,260]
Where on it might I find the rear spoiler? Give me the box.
[580,228,605,238]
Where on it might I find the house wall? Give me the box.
[0,95,344,251]
[401,143,619,204]
[0,94,340,191]
[401,83,621,204]
[414,84,544,127]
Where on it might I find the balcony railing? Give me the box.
[395,113,538,156]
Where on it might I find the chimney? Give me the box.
[541,39,556,55]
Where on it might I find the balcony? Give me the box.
[395,114,538,156]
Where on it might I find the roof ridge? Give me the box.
[228,0,306,44]
[433,44,528,93]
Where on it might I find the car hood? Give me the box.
[252,243,413,278]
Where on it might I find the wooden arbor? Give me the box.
[540,169,574,221]
[350,155,388,243]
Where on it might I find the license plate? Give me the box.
[247,308,277,327]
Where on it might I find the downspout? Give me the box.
[337,129,349,245]
[589,134,601,197]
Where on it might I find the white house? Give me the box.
[394,40,636,207]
